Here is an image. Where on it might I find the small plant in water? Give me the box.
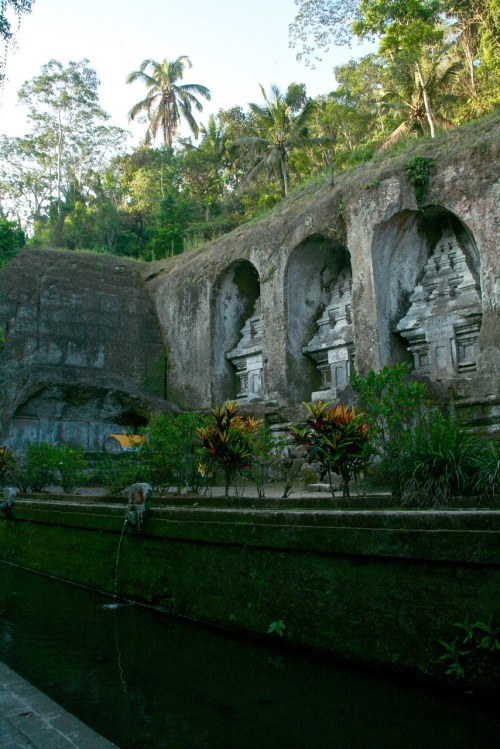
[438,619,500,690]
[267,620,286,638]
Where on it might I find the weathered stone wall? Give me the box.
[145,122,499,430]
[0,120,498,446]
[0,250,176,450]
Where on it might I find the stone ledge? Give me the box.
[0,662,118,748]
[4,500,500,564]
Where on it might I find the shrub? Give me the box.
[99,453,150,495]
[352,364,499,505]
[140,412,209,493]
[392,411,482,506]
[247,425,290,498]
[197,402,263,496]
[12,442,60,492]
[54,445,87,493]
[472,440,500,497]
[0,446,17,485]
[290,401,372,497]
[352,364,429,462]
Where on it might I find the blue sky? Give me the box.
[0,0,370,146]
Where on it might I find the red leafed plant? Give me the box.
[197,401,263,496]
[290,401,372,497]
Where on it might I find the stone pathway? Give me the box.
[0,662,118,749]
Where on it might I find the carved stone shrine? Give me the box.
[396,220,482,380]
[302,270,355,401]
[226,299,264,400]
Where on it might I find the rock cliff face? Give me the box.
[144,119,499,434]
[1,119,499,448]
[0,250,175,450]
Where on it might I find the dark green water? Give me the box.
[0,562,498,749]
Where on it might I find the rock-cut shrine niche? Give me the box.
[211,260,261,404]
[285,234,351,402]
[396,219,482,380]
[226,298,263,401]
[8,384,149,451]
[302,268,354,401]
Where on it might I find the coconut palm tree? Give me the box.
[379,48,463,149]
[235,84,327,198]
[126,56,211,147]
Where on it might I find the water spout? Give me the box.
[103,483,152,610]
[126,482,152,532]
[103,517,129,609]
[0,487,16,515]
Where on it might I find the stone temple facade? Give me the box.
[396,220,483,380]
[0,127,499,449]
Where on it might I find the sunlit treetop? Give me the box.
[289,0,361,67]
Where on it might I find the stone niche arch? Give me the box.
[9,384,149,451]
[372,206,481,378]
[211,260,261,404]
[285,234,351,402]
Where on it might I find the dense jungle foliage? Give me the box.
[0,0,498,260]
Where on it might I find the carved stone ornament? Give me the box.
[303,270,355,401]
[226,299,264,400]
[396,220,482,380]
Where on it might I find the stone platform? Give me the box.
[0,662,118,749]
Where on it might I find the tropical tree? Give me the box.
[448,0,500,116]
[289,0,360,65]
[0,60,128,246]
[0,0,35,85]
[12,59,127,244]
[290,0,499,120]
[308,55,386,169]
[0,133,54,228]
[126,56,211,147]
[181,114,230,219]
[379,47,463,147]
[352,0,447,138]
[235,83,326,198]
[114,145,202,259]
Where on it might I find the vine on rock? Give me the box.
[405,157,434,207]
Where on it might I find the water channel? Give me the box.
[1,562,498,749]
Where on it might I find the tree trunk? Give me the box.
[416,63,436,138]
[280,151,289,198]
[57,108,64,214]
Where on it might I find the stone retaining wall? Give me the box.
[1,499,499,687]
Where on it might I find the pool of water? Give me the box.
[0,562,498,749]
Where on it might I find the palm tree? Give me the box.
[379,48,462,149]
[235,84,327,198]
[126,56,211,147]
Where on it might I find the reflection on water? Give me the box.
[0,562,498,749]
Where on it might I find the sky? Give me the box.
[0,0,370,147]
